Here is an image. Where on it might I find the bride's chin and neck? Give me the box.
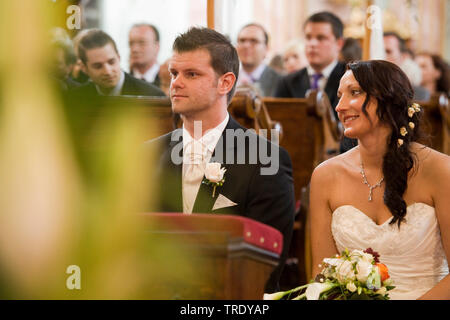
[345,124,392,169]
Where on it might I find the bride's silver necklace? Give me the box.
[359,161,384,201]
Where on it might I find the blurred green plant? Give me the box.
[0,0,203,299]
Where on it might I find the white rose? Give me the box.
[349,250,373,264]
[336,260,356,283]
[205,162,226,183]
[356,260,373,282]
[361,252,374,263]
[349,250,365,263]
[346,281,357,293]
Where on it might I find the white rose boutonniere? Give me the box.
[202,162,226,197]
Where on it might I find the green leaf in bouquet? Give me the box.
[349,292,371,300]
[319,286,342,300]
[373,294,389,300]
[386,285,396,291]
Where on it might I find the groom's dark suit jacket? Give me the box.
[146,116,295,292]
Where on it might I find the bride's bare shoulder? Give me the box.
[312,147,357,181]
[413,143,450,178]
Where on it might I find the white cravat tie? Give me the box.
[182,140,206,214]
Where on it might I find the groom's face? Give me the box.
[168,49,220,118]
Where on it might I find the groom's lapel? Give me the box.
[193,179,218,213]
[192,117,240,214]
[161,130,183,212]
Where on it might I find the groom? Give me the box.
[146,27,295,292]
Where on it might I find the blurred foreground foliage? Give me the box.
[0,0,202,299]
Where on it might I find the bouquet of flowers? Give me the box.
[264,248,395,300]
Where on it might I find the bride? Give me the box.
[310,60,449,299]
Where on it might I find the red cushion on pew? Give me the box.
[142,213,283,256]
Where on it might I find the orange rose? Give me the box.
[376,263,390,282]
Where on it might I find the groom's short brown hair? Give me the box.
[172,27,239,105]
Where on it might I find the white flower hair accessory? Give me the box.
[202,162,226,197]
[399,103,420,148]
[408,103,421,118]
[400,127,408,137]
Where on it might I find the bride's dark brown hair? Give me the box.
[347,60,424,226]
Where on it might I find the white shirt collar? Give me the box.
[306,60,338,79]
[95,70,125,96]
[182,113,229,155]
[132,63,160,82]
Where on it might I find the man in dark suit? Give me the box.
[236,23,282,97]
[275,11,356,152]
[147,27,295,292]
[129,23,162,88]
[72,29,165,97]
[275,12,345,113]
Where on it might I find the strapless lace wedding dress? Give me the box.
[332,203,448,300]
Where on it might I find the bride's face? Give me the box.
[335,70,381,139]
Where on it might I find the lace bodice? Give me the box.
[332,203,448,300]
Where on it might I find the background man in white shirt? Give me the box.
[274,11,355,152]
[236,23,282,97]
[129,23,161,88]
[70,29,165,98]
[275,11,345,112]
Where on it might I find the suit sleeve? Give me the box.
[142,81,166,97]
[274,75,292,98]
[148,84,167,97]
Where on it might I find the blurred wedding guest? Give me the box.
[383,32,429,101]
[275,12,355,152]
[339,37,362,64]
[282,40,308,74]
[50,26,71,44]
[129,23,161,87]
[415,52,450,96]
[71,29,91,84]
[71,29,165,97]
[269,54,286,75]
[236,23,282,96]
[50,40,80,90]
[49,27,79,89]
[157,59,171,96]
[275,12,345,113]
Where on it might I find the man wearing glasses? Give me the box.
[236,23,281,97]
